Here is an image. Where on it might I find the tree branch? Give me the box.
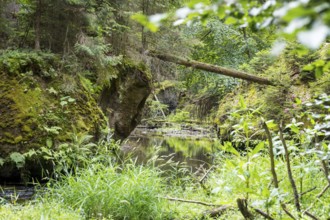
[161,196,220,207]
[251,207,274,220]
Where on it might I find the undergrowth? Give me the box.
[0,94,329,219]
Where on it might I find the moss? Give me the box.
[14,135,23,143]
[0,73,46,149]
[122,58,152,80]
[0,51,108,181]
[22,125,32,133]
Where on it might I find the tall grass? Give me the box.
[44,163,169,220]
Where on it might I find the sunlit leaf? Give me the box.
[225,16,237,25]
[131,13,159,32]
[222,142,240,156]
[250,141,265,156]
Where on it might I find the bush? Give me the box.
[168,110,190,123]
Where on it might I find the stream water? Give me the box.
[123,133,221,174]
[1,130,221,202]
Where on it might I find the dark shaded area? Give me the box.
[100,63,151,140]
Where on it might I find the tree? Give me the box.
[134,0,330,50]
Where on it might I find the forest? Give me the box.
[0,0,329,219]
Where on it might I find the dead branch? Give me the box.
[304,211,320,220]
[161,196,220,206]
[251,207,274,220]
[317,184,330,199]
[199,165,215,183]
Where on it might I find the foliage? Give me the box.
[168,110,191,122]
[0,50,59,77]
[145,99,169,119]
[74,40,122,86]
[9,152,26,169]
[37,132,119,179]
[136,0,330,50]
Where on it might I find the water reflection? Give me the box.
[123,136,221,172]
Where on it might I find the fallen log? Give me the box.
[147,51,275,86]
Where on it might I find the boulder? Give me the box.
[100,61,151,140]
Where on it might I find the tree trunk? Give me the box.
[34,0,41,50]
[141,0,149,50]
[147,51,275,86]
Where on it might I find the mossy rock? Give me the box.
[0,51,107,182]
[100,59,151,140]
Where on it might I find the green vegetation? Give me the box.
[0,0,330,219]
[46,164,168,220]
[0,202,81,220]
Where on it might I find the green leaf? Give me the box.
[60,100,68,106]
[0,158,4,166]
[217,7,226,19]
[47,87,58,95]
[250,141,265,156]
[266,120,278,130]
[239,96,246,109]
[237,174,246,181]
[68,97,76,103]
[131,13,159,32]
[225,16,237,25]
[282,6,313,22]
[10,152,25,168]
[290,125,300,134]
[315,67,323,79]
[222,142,240,156]
[46,138,53,148]
[295,98,302,105]
[303,64,314,71]
[314,59,325,67]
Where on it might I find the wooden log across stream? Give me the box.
[147,51,275,86]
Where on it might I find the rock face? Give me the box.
[0,52,151,182]
[157,87,179,112]
[0,51,107,182]
[100,62,151,140]
[0,71,106,181]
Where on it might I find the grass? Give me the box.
[43,163,170,220]
[1,151,330,219]
[0,202,81,220]
[1,138,330,219]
